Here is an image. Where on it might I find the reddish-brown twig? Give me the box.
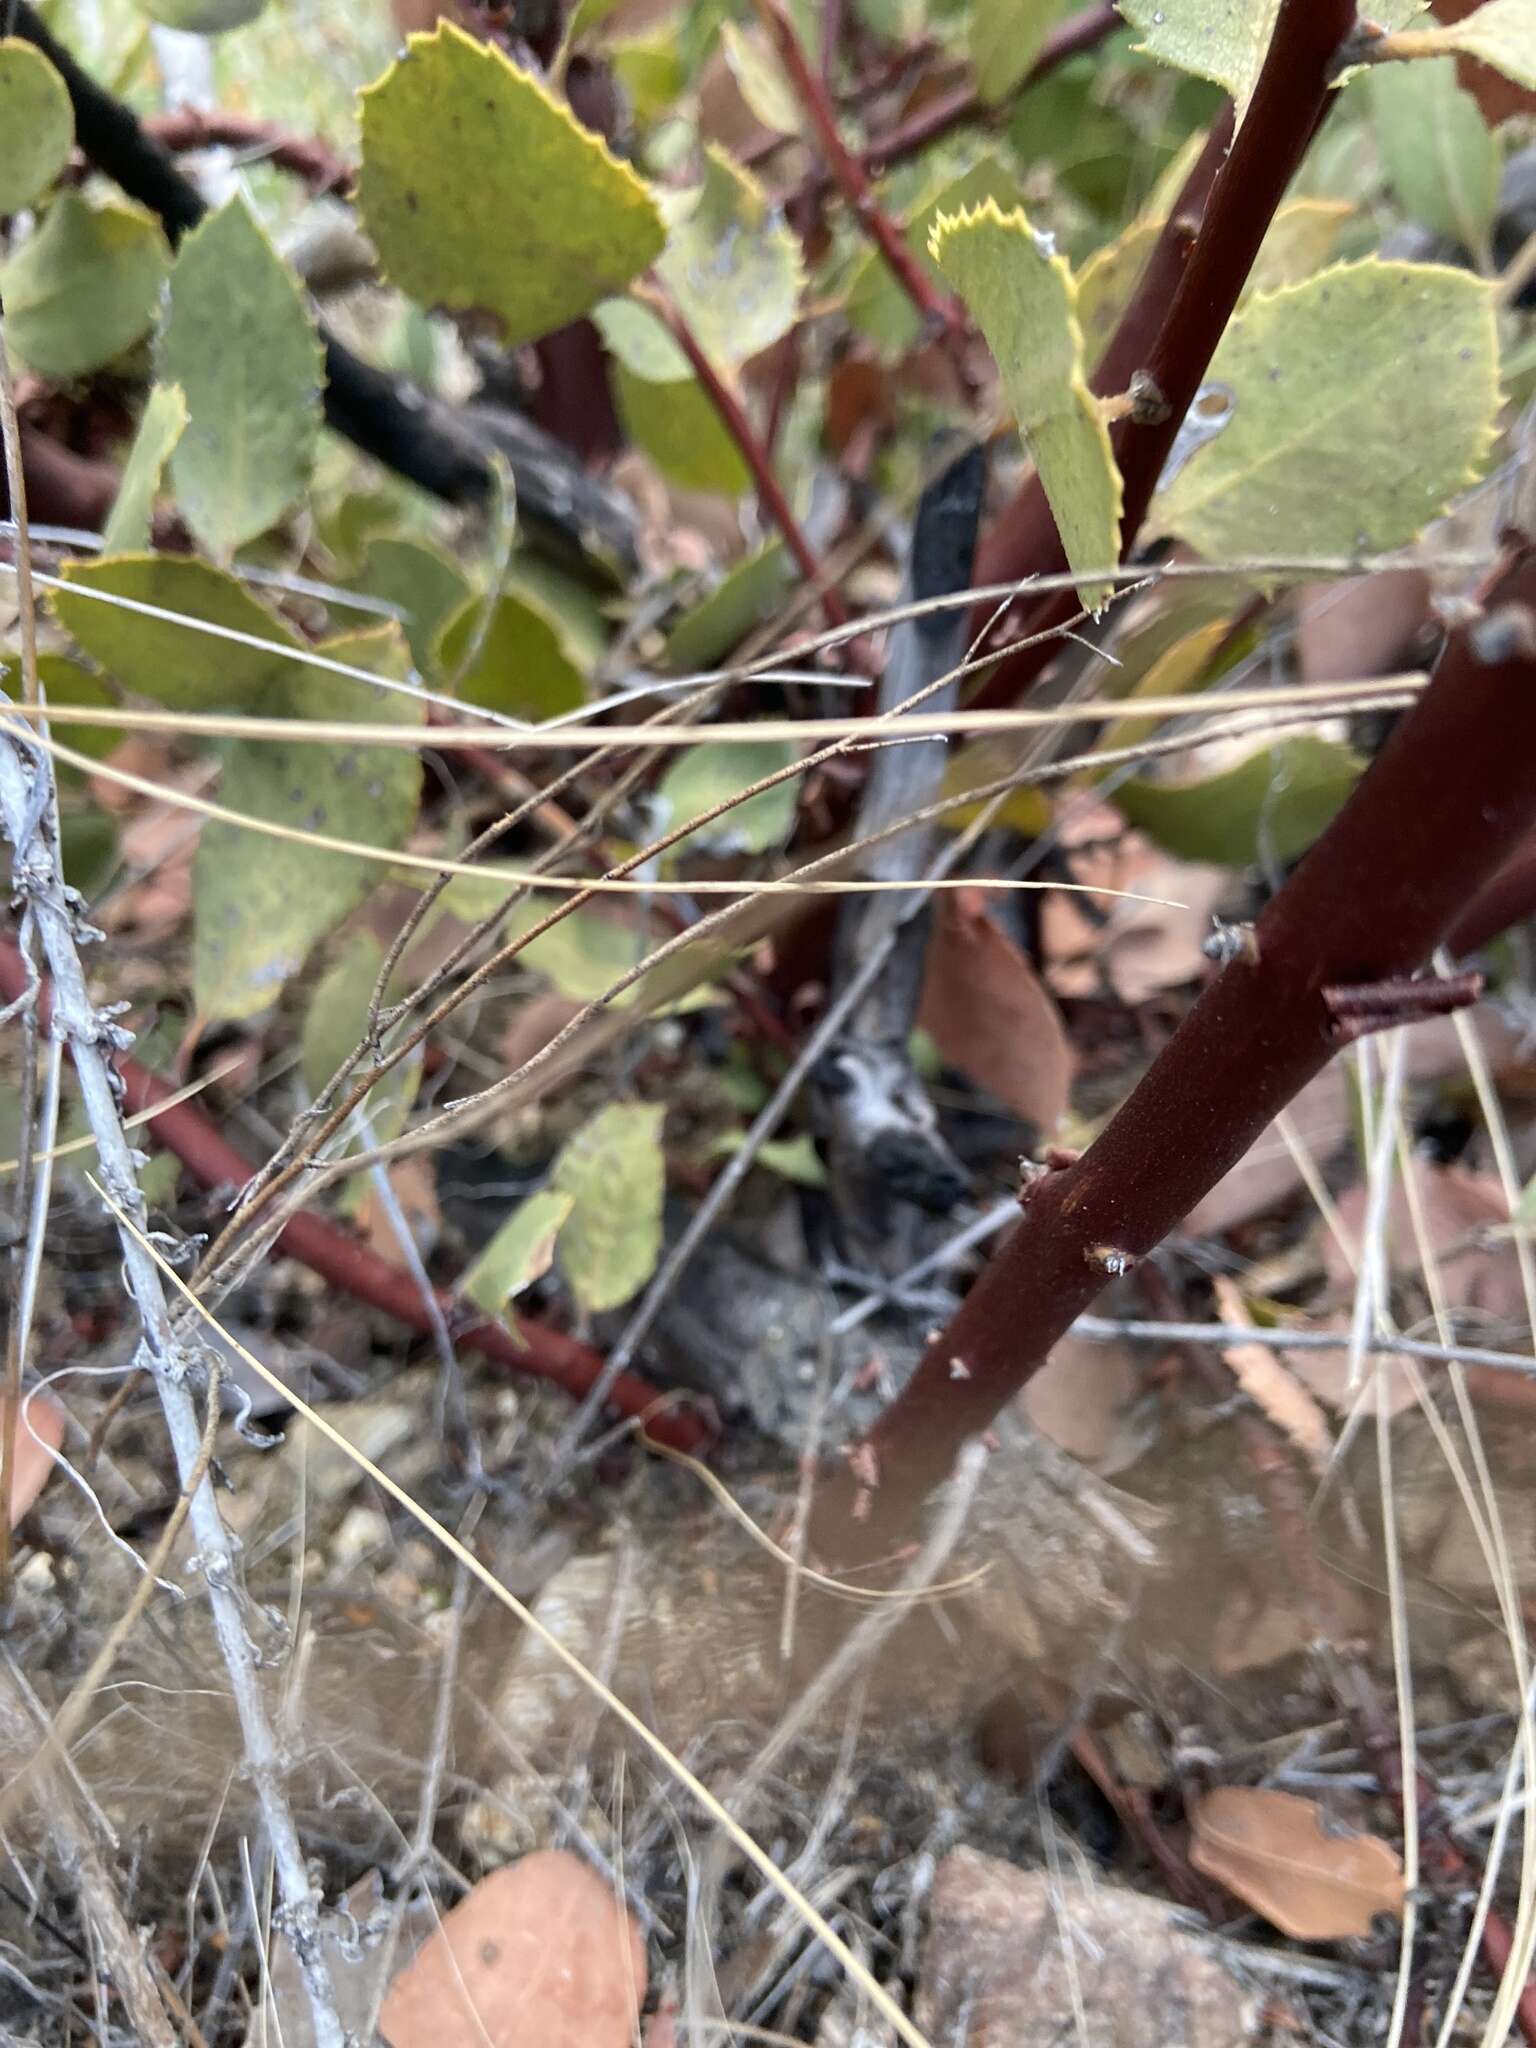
[0,941,712,1455]
[751,0,970,361]
[644,282,850,628]
[856,2,1121,177]
[143,109,350,194]
[830,551,1536,1525]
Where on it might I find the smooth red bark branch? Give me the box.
[973,0,1352,702]
[0,941,711,1455]
[837,549,1536,1526]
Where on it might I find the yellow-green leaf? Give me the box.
[1119,0,1424,124]
[437,590,586,720]
[1076,197,1352,371]
[845,154,1024,358]
[720,20,801,134]
[969,0,1069,107]
[706,1130,827,1186]
[930,198,1121,613]
[357,535,472,672]
[33,655,119,777]
[102,385,188,555]
[461,1189,574,1316]
[300,930,386,1101]
[192,624,423,1021]
[552,1100,666,1313]
[1,193,169,381]
[1152,260,1499,562]
[134,0,266,27]
[1114,733,1365,868]
[0,40,73,214]
[612,359,752,495]
[655,739,798,856]
[665,543,793,671]
[159,197,324,560]
[1369,57,1499,260]
[358,21,664,346]
[53,553,303,711]
[655,149,804,368]
[1377,1,1536,90]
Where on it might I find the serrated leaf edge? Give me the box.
[928,195,1123,612]
[358,20,664,323]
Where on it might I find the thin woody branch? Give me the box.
[751,0,971,363]
[646,282,851,627]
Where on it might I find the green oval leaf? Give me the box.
[102,384,189,555]
[1119,0,1424,123]
[1152,259,1500,562]
[968,0,1070,107]
[1,193,169,381]
[0,40,74,215]
[612,359,753,495]
[930,197,1122,613]
[1114,733,1366,868]
[192,625,423,1021]
[357,536,472,672]
[358,21,665,346]
[437,590,587,720]
[53,553,303,711]
[1368,57,1499,259]
[655,738,798,856]
[551,1100,666,1313]
[655,149,804,368]
[461,1188,575,1316]
[134,0,267,28]
[160,197,324,560]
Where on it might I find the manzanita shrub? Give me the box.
[2,0,1536,1449]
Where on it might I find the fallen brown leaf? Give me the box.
[5,1391,65,1529]
[1189,1786,1403,1940]
[917,887,1075,1131]
[379,1850,647,2048]
[1212,1277,1332,1474]
[1021,1333,1142,1473]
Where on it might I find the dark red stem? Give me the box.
[835,553,1536,1526]
[1448,826,1536,956]
[752,0,970,356]
[0,942,711,1455]
[647,284,850,628]
[142,109,350,194]
[974,0,1352,702]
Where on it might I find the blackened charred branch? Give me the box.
[5,1,638,574]
[813,443,986,1273]
[829,551,1536,1542]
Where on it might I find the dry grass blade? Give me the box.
[1211,1276,1333,1474]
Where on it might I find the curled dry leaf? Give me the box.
[1189,1787,1404,1940]
[1211,1276,1332,1474]
[917,886,1075,1131]
[379,1849,647,2048]
[4,1390,65,1529]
